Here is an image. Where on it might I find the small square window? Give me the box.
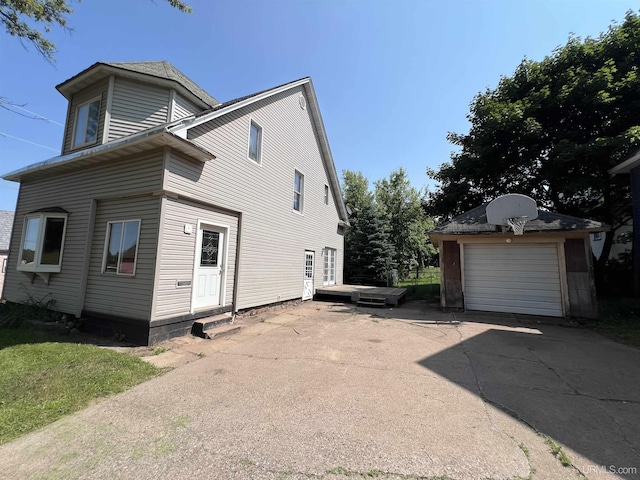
[17,212,68,273]
[248,120,262,164]
[73,98,101,148]
[294,171,304,213]
[103,220,141,275]
[324,185,329,205]
[592,232,602,241]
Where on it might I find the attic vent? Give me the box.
[299,94,306,110]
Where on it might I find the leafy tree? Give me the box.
[0,0,192,63]
[427,11,640,273]
[342,169,374,216]
[375,167,435,279]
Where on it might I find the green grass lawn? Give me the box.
[395,267,441,301]
[595,297,640,347]
[0,327,162,445]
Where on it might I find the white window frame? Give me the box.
[101,219,142,276]
[324,247,336,286]
[72,96,101,148]
[17,212,68,273]
[294,170,305,214]
[247,119,263,165]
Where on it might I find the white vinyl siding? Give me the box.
[108,78,170,141]
[153,198,238,321]
[463,243,563,317]
[84,197,159,320]
[62,79,109,154]
[172,93,201,120]
[171,85,344,310]
[3,152,164,316]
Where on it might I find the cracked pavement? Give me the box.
[1,301,638,479]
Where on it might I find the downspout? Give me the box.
[231,212,243,322]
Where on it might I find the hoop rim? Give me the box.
[505,216,528,235]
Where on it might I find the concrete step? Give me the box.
[201,324,242,340]
[191,313,233,338]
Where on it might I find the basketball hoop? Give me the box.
[505,216,528,235]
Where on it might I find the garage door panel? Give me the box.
[464,243,563,317]
[466,282,561,298]
[466,272,559,282]
[466,301,563,317]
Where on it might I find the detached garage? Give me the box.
[428,195,607,319]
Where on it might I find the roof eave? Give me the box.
[2,129,215,182]
[56,63,215,109]
[609,148,640,174]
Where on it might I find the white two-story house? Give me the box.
[2,61,348,344]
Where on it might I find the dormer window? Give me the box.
[73,97,101,148]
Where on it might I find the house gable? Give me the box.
[164,84,345,309]
[170,78,349,225]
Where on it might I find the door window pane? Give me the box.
[201,230,220,266]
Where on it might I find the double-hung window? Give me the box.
[73,97,101,148]
[103,220,141,275]
[324,248,336,285]
[17,211,68,273]
[248,120,262,164]
[294,170,304,213]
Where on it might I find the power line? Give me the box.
[0,131,59,152]
[0,98,64,126]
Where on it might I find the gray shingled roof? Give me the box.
[0,210,14,252]
[102,62,220,107]
[429,204,607,235]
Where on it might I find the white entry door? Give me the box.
[303,251,314,300]
[193,226,225,310]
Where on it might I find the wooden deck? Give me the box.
[315,284,407,307]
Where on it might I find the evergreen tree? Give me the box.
[349,203,396,286]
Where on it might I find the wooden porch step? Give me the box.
[191,313,235,339]
[357,296,387,307]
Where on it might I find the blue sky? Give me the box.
[0,0,634,211]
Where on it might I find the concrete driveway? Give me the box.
[1,301,639,480]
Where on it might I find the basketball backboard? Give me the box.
[486,194,538,226]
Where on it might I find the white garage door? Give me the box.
[463,243,563,317]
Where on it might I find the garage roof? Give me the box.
[430,204,608,235]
